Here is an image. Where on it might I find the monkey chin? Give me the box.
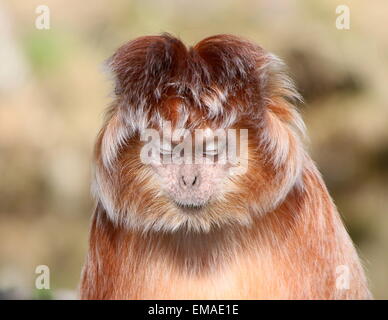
[173,201,208,214]
[143,197,253,234]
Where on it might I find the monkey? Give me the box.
[80,34,371,299]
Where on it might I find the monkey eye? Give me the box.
[203,149,218,156]
[159,141,176,156]
[203,142,224,157]
[160,146,173,155]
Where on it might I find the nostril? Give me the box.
[181,175,198,187]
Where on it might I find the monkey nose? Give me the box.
[180,175,199,188]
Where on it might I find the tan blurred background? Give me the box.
[0,0,387,299]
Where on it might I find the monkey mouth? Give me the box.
[173,201,207,213]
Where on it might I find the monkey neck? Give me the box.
[91,209,255,274]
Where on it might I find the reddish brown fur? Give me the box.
[80,34,371,299]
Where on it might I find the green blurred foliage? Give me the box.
[23,32,67,74]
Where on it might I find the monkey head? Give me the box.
[93,34,306,233]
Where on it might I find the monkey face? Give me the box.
[95,124,254,233]
[93,34,305,233]
[149,128,243,212]
[94,115,300,233]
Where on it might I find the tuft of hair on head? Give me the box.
[95,33,306,232]
[105,33,302,135]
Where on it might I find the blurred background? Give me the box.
[0,0,387,299]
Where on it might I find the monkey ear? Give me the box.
[106,34,187,102]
